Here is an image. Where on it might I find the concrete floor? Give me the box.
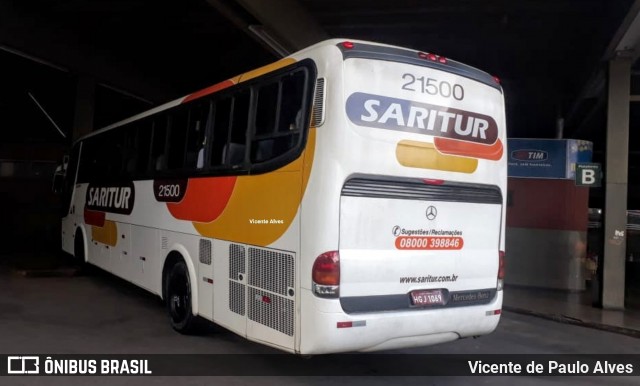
[1,267,639,385]
[504,285,640,336]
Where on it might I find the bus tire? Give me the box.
[165,259,198,334]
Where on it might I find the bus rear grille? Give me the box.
[228,244,246,316]
[248,287,294,336]
[342,177,502,204]
[229,281,246,316]
[227,244,296,334]
[199,239,212,265]
[248,248,294,296]
[229,244,246,280]
[246,247,295,336]
[311,78,325,127]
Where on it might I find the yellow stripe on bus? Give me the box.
[194,127,316,246]
[396,140,478,173]
[91,220,118,247]
[238,58,297,83]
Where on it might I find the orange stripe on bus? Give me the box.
[434,137,504,161]
[167,176,237,223]
[193,127,316,246]
[181,58,295,103]
[182,79,236,103]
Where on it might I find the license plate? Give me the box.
[410,289,444,306]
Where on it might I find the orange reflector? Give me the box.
[423,178,445,185]
[498,251,505,279]
[337,320,366,328]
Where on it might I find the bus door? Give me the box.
[60,144,81,254]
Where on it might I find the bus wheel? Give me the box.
[166,260,197,334]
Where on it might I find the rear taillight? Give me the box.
[418,51,447,64]
[312,251,340,298]
[497,250,505,291]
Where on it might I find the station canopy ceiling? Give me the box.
[0,0,636,145]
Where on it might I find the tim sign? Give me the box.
[507,139,593,179]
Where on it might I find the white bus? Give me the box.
[57,39,507,354]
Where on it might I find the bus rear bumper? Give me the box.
[299,289,503,355]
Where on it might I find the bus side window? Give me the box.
[210,98,231,167]
[135,120,153,177]
[123,125,138,177]
[185,102,209,170]
[151,115,169,172]
[278,71,306,133]
[122,118,152,179]
[251,70,307,164]
[61,143,80,215]
[254,82,279,137]
[76,138,95,183]
[226,90,250,167]
[251,82,279,163]
[167,109,188,170]
[96,129,124,181]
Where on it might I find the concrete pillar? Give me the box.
[601,56,631,310]
[72,75,96,141]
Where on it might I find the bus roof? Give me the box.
[76,39,500,145]
[331,39,501,92]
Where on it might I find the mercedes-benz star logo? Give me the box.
[426,206,438,220]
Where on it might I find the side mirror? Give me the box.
[52,165,65,194]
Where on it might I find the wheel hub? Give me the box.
[172,294,181,308]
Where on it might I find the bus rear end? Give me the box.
[300,40,506,354]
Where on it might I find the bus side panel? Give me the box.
[130,225,161,293]
[213,239,247,338]
[61,208,81,257]
[88,230,110,271]
[197,237,215,322]
[209,174,303,350]
[111,223,131,281]
[61,209,79,256]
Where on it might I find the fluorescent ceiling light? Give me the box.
[248,25,290,58]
